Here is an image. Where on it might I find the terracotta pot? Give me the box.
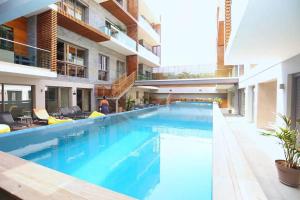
[275,160,300,187]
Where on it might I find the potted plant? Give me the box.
[126,97,135,111]
[213,97,223,106]
[262,115,300,187]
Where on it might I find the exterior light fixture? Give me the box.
[279,84,285,90]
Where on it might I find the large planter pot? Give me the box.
[275,160,300,187]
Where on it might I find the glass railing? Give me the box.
[57,60,87,78]
[136,68,239,81]
[100,26,137,51]
[138,16,160,42]
[138,44,160,64]
[0,37,51,69]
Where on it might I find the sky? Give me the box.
[145,0,217,67]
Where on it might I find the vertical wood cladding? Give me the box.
[225,0,231,48]
[127,0,138,20]
[127,24,138,41]
[37,10,57,71]
[217,21,224,67]
[5,17,28,57]
[126,55,138,75]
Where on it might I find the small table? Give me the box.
[17,115,33,125]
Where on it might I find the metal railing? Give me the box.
[100,26,137,51]
[57,60,87,78]
[136,68,239,81]
[138,15,160,42]
[138,44,159,64]
[0,37,51,69]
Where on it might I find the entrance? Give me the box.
[257,80,277,129]
[77,88,91,112]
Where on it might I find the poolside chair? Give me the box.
[59,107,77,118]
[0,112,28,131]
[33,108,50,121]
[33,109,73,125]
[71,106,90,118]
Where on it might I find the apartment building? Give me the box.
[0,0,161,117]
[222,0,300,129]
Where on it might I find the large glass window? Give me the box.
[98,54,109,81]
[0,25,14,51]
[56,41,87,78]
[62,0,86,21]
[2,84,32,118]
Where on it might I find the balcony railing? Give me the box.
[0,37,50,69]
[100,26,137,51]
[57,60,87,78]
[137,68,239,81]
[138,44,159,64]
[138,16,160,42]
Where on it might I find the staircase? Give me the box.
[96,71,136,99]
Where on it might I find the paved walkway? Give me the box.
[225,115,300,200]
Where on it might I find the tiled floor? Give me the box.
[225,115,300,200]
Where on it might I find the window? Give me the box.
[2,84,32,118]
[136,91,139,99]
[56,41,87,78]
[98,54,109,81]
[0,25,13,51]
[62,0,86,21]
[117,60,126,79]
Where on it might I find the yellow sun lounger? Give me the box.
[0,124,11,134]
[48,117,73,125]
[88,111,105,118]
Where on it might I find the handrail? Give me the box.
[96,71,136,98]
[0,37,50,52]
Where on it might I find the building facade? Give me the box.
[222,0,300,129]
[0,0,161,117]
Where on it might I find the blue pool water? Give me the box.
[0,103,213,200]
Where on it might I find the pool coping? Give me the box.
[0,106,160,139]
[212,103,267,199]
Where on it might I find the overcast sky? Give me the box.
[146,0,217,67]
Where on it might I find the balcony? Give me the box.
[138,16,160,45]
[100,26,137,55]
[57,60,87,78]
[0,37,56,78]
[100,0,137,26]
[56,3,110,42]
[138,44,160,67]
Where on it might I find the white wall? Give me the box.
[239,53,300,126]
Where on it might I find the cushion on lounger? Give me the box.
[88,111,105,118]
[0,124,11,134]
[48,117,73,125]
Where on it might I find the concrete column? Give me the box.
[91,88,96,111]
[71,87,77,106]
[232,86,239,115]
[115,99,119,113]
[34,83,46,109]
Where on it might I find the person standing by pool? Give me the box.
[100,96,109,114]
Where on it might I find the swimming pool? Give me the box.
[0,103,213,200]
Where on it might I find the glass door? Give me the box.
[117,60,126,79]
[46,87,58,113]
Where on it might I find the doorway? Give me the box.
[238,89,245,116]
[257,80,277,129]
[77,88,91,111]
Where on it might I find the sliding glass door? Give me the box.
[0,84,32,118]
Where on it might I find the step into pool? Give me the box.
[0,102,213,200]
